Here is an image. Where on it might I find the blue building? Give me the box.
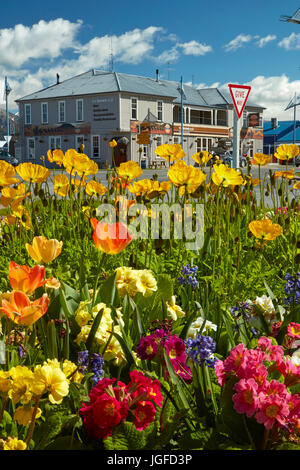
[263,119,300,160]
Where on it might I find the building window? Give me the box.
[25,104,31,125]
[131,98,137,119]
[92,135,100,160]
[174,137,179,144]
[75,135,84,152]
[41,102,48,124]
[156,136,162,148]
[27,138,35,160]
[157,101,163,121]
[49,136,61,150]
[76,99,84,122]
[58,101,65,122]
[196,139,201,153]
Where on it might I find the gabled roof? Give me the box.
[263,120,299,137]
[16,70,264,110]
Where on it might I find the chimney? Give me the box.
[156,69,159,82]
[56,73,60,84]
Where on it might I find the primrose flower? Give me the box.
[232,378,259,418]
[14,404,42,426]
[3,438,27,450]
[31,363,69,404]
[255,395,290,429]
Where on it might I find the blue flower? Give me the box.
[185,334,217,368]
[177,264,199,289]
[78,350,104,385]
[283,272,300,306]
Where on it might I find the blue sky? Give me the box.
[2,0,300,119]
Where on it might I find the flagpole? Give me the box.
[5,76,9,146]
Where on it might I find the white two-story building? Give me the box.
[15,69,264,167]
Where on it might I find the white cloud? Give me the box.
[256,34,276,48]
[155,46,180,64]
[0,19,82,68]
[177,40,212,56]
[224,34,254,52]
[278,32,300,50]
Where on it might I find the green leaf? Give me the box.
[98,273,120,307]
[85,307,104,351]
[103,422,147,450]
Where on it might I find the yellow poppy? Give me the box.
[117,161,143,181]
[168,160,206,195]
[16,162,50,183]
[47,149,64,166]
[248,219,283,241]
[192,151,213,166]
[54,174,70,197]
[252,153,271,166]
[63,149,98,176]
[0,160,20,186]
[85,180,108,197]
[0,183,29,207]
[10,204,31,230]
[274,144,299,161]
[274,169,295,180]
[294,181,300,189]
[155,143,185,162]
[109,139,118,148]
[212,163,244,187]
[25,236,63,264]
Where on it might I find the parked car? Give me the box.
[0,149,19,166]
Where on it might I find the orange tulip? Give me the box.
[90,219,133,254]
[0,291,49,326]
[8,262,46,295]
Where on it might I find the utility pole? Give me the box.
[4,76,12,149]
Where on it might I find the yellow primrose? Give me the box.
[31,363,69,404]
[14,404,42,426]
[3,438,27,450]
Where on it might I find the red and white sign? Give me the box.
[228,84,251,119]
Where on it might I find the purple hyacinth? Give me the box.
[177,264,199,289]
[185,334,218,368]
[283,273,300,306]
[78,350,104,385]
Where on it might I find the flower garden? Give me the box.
[0,142,299,451]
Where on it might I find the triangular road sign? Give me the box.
[228,84,251,119]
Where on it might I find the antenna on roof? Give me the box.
[166,62,174,81]
[109,33,114,72]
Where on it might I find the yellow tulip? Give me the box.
[25,236,63,264]
[16,162,50,183]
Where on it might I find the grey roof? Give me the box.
[16,70,264,110]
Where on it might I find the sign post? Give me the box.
[228,84,251,169]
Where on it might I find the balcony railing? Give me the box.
[173,118,228,127]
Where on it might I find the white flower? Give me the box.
[291,348,300,366]
[187,316,217,338]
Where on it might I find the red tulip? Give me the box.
[0,291,50,326]
[8,261,46,294]
[90,219,133,255]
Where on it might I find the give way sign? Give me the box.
[228,84,251,119]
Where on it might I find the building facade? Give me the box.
[15,70,264,167]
